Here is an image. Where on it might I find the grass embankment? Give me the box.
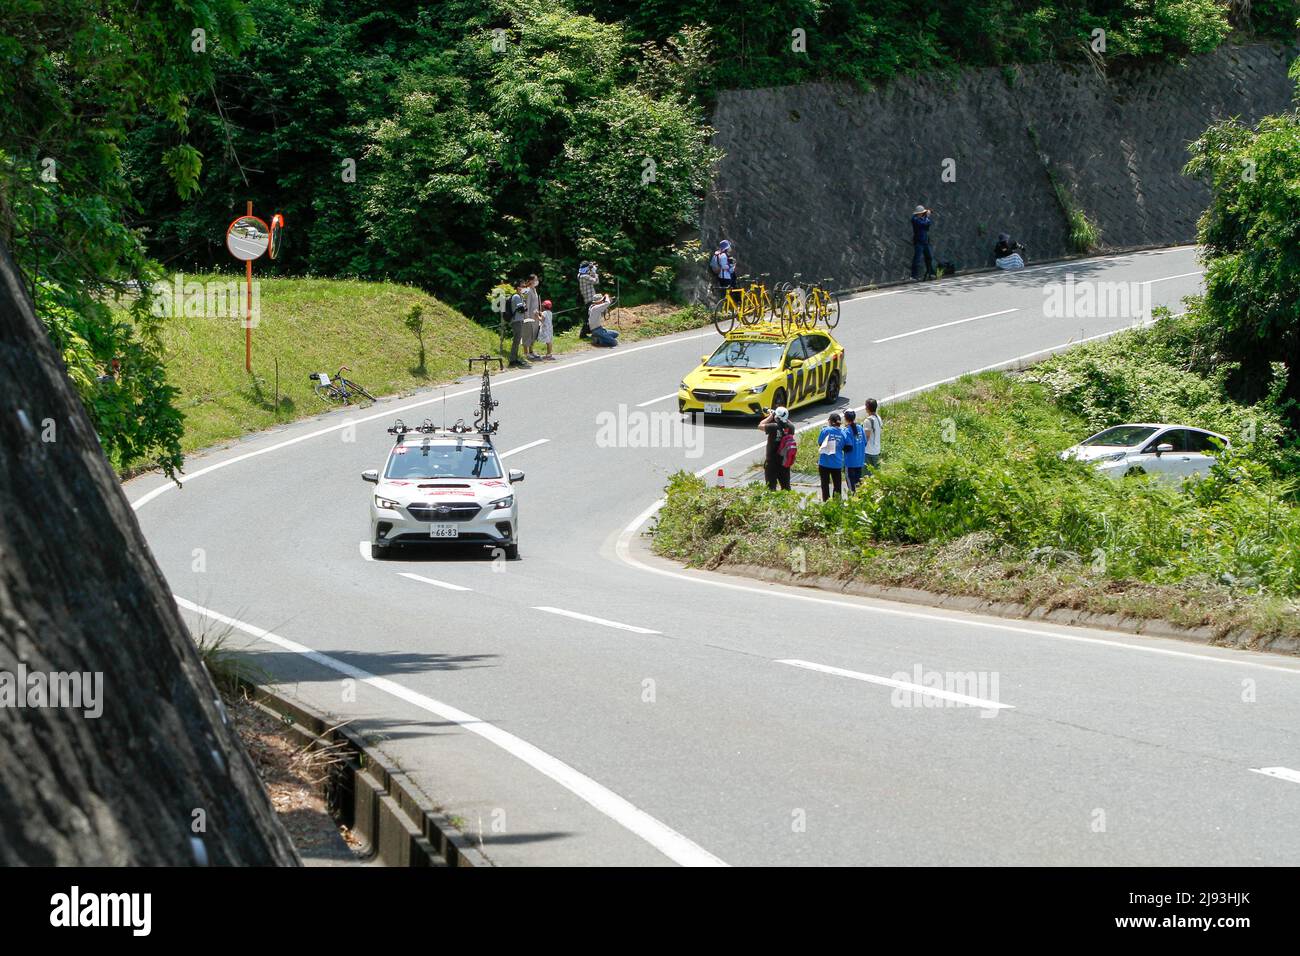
[128,273,706,455]
[654,316,1300,643]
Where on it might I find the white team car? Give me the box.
[1060,423,1230,484]
[362,421,523,560]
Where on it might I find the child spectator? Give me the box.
[538,299,555,361]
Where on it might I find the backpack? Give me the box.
[778,429,798,469]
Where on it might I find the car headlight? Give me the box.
[746,384,767,394]
[489,495,514,511]
[1101,452,1127,463]
[679,381,688,391]
[374,495,401,510]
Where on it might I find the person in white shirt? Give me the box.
[863,398,883,473]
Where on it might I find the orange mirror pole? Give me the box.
[246,200,253,372]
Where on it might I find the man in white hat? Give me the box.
[910,204,935,281]
[757,405,795,490]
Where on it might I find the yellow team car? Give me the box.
[678,322,846,418]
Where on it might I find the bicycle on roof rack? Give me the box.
[310,365,375,406]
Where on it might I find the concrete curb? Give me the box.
[714,561,1300,656]
[237,678,492,868]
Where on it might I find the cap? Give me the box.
[719,239,732,251]
[542,300,551,309]
[774,406,789,422]
[914,205,926,214]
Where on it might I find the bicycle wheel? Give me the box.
[712,297,737,335]
[739,289,763,326]
[823,292,841,330]
[778,301,797,338]
[314,382,343,405]
[340,378,376,404]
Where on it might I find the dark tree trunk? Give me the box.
[0,239,298,865]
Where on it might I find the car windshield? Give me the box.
[385,442,502,479]
[706,340,785,369]
[1080,425,1158,447]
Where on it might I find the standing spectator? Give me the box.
[524,273,542,361]
[863,398,883,473]
[507,278,531,368]
[817,411,846,501]
[757,406,795,491]
[709,240,736,292]
[910,205,936,281]
[577,261,599,339]
[842,408,867,493]
[588,292,620,347]
[537,299,555,361]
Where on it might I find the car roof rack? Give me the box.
[387,418,478,442]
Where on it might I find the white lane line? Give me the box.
[873,308,1018,344]
[1250,767,1300,785]
[1143,270,1203,284]
[499,438,549,459]
[173,596,725,866]
[129,330,714,511]
[636,392,679,408]
[399,572,472,592]
[533,606,661,635]
[777,659,1014,710]
[359,541,373,562]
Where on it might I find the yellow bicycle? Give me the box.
[802,277,840,330]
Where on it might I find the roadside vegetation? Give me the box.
[655,315,1300,640]
[121,274,709,457]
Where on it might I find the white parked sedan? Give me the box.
[1060,423,1230,483]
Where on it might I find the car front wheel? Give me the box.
[824,372,841,404]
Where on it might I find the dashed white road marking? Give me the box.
[777,659,1013,710]
[172,596,726,867]
[1250,767,1300,785]
[532,606,661,635]
[636,392,679,408]
[499,438,549,458]
[399,572,471,592]
[873,308,1018,344]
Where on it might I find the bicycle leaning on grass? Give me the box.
[310,365,376,406]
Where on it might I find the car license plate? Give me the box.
[429,523,459,539]
[704,403,723,414]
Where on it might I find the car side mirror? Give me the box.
[509,469,525,483]
[700,355,710,364]
[787,358,804,369]
[1156,443,1173,455]
[362,469,379,483]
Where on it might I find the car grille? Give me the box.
[692,388,737,402]
[407,502,481,522]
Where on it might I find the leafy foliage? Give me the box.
[1184,63,1300,425]
[1,0,251,476]
[658,320,1300,595]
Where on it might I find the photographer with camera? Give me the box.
[758,406,796,491]
[910,205,936,281]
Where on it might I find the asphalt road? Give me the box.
[128,246,1300,866]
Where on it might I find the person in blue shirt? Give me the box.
[841,408,867,493]
[910,205,935,281]
[817,411,846,501]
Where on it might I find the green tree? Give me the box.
[1184,58,1300,424]
[1,0,251,476]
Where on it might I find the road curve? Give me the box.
[128,247,1300,866]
